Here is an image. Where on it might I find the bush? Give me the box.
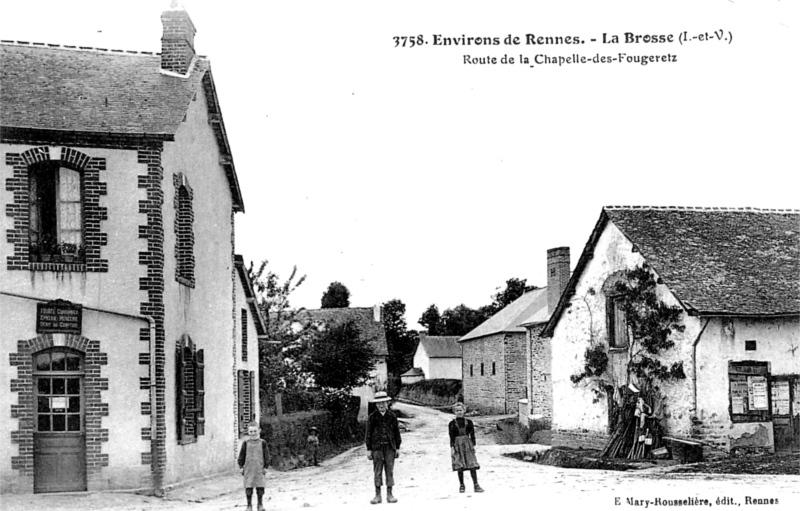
[260,398,363,470]
[398,379,462,407]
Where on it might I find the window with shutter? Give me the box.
[176,335,204,443]
[237,370,248,435]
[607,295,628,348]
[249,371,256,423]
[241,309,248,362]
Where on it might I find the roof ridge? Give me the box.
[604,205,800,213]
[1,39,157,56]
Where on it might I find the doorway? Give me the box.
[33,348,87,492]
[771,375,798,453]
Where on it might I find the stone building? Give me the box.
[460,289,547,414]
[543,206,800,455]
[518,247,570,427]
[1,7,264,494]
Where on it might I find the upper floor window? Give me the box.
[174,177,195,287]
[607,295,628,349]
[29,163,84,263]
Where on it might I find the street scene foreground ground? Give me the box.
[2,403,798,511]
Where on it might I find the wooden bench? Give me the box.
[662,436,703,463]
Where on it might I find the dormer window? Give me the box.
[29,162,84,264]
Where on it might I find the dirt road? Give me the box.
[3,403,799,511]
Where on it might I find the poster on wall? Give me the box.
[771,380,790,416]
[748,376,769,410]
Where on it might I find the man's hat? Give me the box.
[310,426,317,431]
[372,391,391,403]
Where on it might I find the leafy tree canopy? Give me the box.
[304,318,375,391]
[321,281,351,308]
[418,304,442,335]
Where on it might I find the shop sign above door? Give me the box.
[37,299,82,334]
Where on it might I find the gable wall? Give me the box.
[462,333,506,414]
[550,222,700,446]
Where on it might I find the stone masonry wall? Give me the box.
[462,334,506,414]
[528,324,552,426]
[504,332,527,411]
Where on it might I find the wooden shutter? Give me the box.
[176,342,186,442]
[237,370,247,434]
[195,349,205,436]
[249,371,257,422]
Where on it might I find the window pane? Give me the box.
[66,354,80,371]
[37,379,51,395]
[52,378,65,395]
[38,415,51,432]
[68,397,80,413]
[38,397,51,413]
[36,353,51,371]
[67,415,81,432]
[51,352,66,371]
[59,167,81,202]
[67,378,80,395]
[52,415,66,432]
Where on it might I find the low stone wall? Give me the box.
[551,429,610,451]
[398,379,462,408]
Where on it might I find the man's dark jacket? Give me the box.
[365,409,402,451]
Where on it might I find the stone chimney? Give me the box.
[161,5,196,74]
[547,247,570,315]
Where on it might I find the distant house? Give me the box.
[460,289,548,414]
[411,335,462,380]
[400,367,424,385]
[543,206,800,455]
[297,306,389,419]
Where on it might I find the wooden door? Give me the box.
[770,376,795,453]
[33,349,86,493]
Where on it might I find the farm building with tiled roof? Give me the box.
[543,206,799,456]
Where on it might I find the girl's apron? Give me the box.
[451,420,480,471]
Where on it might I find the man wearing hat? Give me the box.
[365,391,402,504]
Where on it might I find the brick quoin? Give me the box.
[137,146,166,492]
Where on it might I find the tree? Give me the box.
[304,319,375,391]
[383,299,419,380]
[249,260,313,406]
[321,281,350,308]
[418,304,442,335]
[489,277,536,314]
[439,304,492,336]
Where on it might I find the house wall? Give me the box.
[353,357,388,420]
[429,358,462,380]
[1,143,155,493]
[462,334,506,414]
[160,85,238,487]
[693,316,800,455]
[412,345,431,378]
[233,272,261,447]
[504,332,527,410]
[528,323,552,426]
[550,223,698,448]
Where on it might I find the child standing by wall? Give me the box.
[307,426,320,466]
[238,423,271,511]
[449,402,484,494]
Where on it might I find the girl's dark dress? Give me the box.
[449,417,480,471]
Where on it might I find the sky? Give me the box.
[2,0,797,329]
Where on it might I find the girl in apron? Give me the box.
[238,423,271,511]
[449,402,484,493]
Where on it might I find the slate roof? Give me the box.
[401,367,424,377]
[0,41,244,211]
[416,335,462,358]
[543,206,800,336]
[297,308,389,357]
[460,288,548,342]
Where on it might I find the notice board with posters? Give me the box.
[728,361,771,423]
